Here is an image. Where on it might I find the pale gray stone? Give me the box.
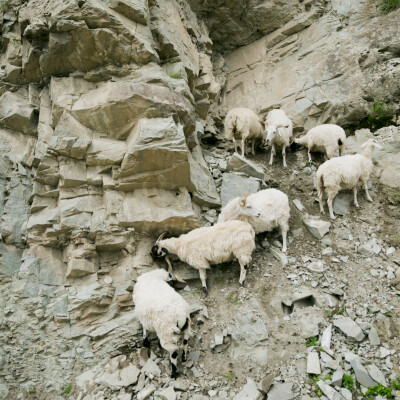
[292,199,304,212]
[302,218,331,239]
[367,364,387,387]
[368,327,380,346]
[233,378,263,400]
[137,384,156,400]
[158,386,176,400]
[227,153,265,179]
[332,193,352,216]
[317,381,345,400]
[220,173,260,207]
[141,358,161,377]
[350,358,377,388]
[321,324,332,350]
[270,247,288,266]
[267,382,294,400]
[333,317,365,341]
[307,352,321,375]
[331,370,343,387]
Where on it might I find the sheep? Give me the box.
[150,220,257,296]
[224,107,265,157]
[294,124,346,162]
[264,109,293,167]
[316,138,382,219]
[217,189,290,253]
[132,268,191,378]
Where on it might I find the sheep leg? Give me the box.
[233,139,238,154]
[269,144,275,165]
[308,149,312,163]
[282,146,287,168]
[237,254,252,286]
[181,319,190,362]
[280,223,288,253]
[353,187,360,208]
[199,268,208,297]
[363,181,373,202]
[241,138,246,157]
[251,139,256,155]
[142,328,150,348]
[169,350,179,378]
[327,191,336,220]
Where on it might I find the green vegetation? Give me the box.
[366,384,393,398]
[64,384,73,395]
[0,1,10,11]
[337,308,345,315]
[226,294,241,304]
[342,374,355,391]
[379,0,400,11]
[392,378,400,390]
[226,373,233,381]
[306,336,318,347]
[384,187,400,206]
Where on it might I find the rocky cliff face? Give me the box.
[0,1,399,400]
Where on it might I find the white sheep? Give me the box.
[264,109,293,167]
[316,138,382,219]
[217,189,290,252]
[294,124,346,162]
[150,220,256,296]
[132,268,191,378]
[224,108,264,157]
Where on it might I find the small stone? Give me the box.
[321,325,332,350]
[307,352,321,375]
[307,261,325,273]
[188,350,201,362]
[270,247,288,266]
[104,276,113,284]
[341,387,352,400]
[350,358,377,388]
[379,347,391,359]
[233,378,263,400]
[316,381,343,400]
[137,384,156,400]
[333,317,364,341]
[292,199,304,211]
[258,373,274,394]
[267,382,294,400]
[386,247,395,255]
[322,247,333,256]
[367,364,387,387]
[368,327,380,345]
[158,386,176,400]
[302,218,331,239]
[215,333,224,346]
[141,358,161,378]
[172,378,190,391]
[331,370,343,387]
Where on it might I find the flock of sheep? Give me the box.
[132,107,383,377]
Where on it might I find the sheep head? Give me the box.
[237,192,261,219]
[264,123,289,145]
[361,138,382,150]
[150,232,169,258]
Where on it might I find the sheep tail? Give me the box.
[317,173,324,199]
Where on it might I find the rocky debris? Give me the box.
[258,374,275,395]
[350,358,377,388]
[270,247,288,266]
[226,153,265,180]
[220,173,261,206]
[233,378,263,400]
[267,382,295,400]
[307,351,321,375]
[368,326,381,346]
[367,364,387,387]
[333,317,365,342]
[292,199,305,212]
[317,380,344,400]
[302,218,331,239]
[333,194,352,216]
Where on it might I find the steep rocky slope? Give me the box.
[0,0,399,399]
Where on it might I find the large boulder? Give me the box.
[71,81,196,139]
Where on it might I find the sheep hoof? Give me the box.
[202,287,208,298]
[142,337,150,348]
[330,215,336,220]
[239,281,245,288]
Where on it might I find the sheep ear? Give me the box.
[239,197,246,207]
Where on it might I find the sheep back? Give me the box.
[224,108,264,140]
[316,154,373,190]
[172,220,255,268]
[133,270,190,342]
[238,189,290,234]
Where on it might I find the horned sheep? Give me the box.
[224,107,265,157]
[316,138,382,219]
[132,268,191,378]
[264,108,293,167]
[295,124,346,162]
[151,220,256,295]
[217,189,290,252]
